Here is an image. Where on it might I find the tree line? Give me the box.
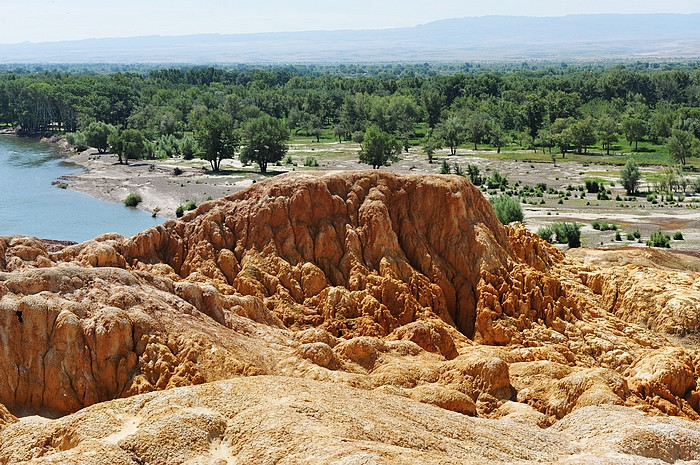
[1,62,699,171]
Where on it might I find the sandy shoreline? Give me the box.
[58,149,274,218]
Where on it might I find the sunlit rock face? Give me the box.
[1,171,699,463]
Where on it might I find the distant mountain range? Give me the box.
[1,14,699,64]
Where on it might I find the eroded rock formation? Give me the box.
[1,171,699,463]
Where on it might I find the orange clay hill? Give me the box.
[1,171,700,464]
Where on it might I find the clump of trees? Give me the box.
[1,62,699,172]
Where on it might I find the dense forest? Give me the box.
[1,62,699,170]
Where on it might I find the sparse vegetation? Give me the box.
[304,156,319,167]
[647,231,671,248]
[538,222,581,248]
[490,194,523,225]
[124,193,142,207]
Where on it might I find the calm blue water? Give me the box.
[0,135,163,242]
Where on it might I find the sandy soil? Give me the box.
[57,141,700,251]
[60,149,269,218]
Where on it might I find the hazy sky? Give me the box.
[1,0,699,44]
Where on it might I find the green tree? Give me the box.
[569,117,596,154]
[240,114,289,173]
[421,86,446,129]
[465,112,489,150]
[620,158,641,195]
[622,115,646,151]
[488,122,505,153]
[422,137,442,164]
[435,115,465,156]
[108,128,146,164]
[597,116,618,155]
[83,121,116,153]
[666,129,700,165]
[194,110,240,172]
[358,126,401,169]
[550,117,574,156]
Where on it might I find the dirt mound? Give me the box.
[1,171,700,462]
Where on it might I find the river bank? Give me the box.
[58,149,261,218]
[4,131,275,219]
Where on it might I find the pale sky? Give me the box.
[0,0,699,44]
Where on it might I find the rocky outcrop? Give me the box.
[3,376,700,465]
[1,170,700,462]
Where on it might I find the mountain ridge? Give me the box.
[1,13,699,63]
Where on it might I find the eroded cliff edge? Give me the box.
[1,171,700,463]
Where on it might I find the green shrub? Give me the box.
[123,193,142,207]
[633,229,641,239]
[452,163,465,177]
[674,231,684,240]
[487,170,508,190]
[584,180,601,193]
[66,132,89,152]
[646,194,656,202]
[440,159,451,174]
[615,231,622,241]
[553,222,582,248]
[592,221,617,231]
[540,222,582,247]
[537,226,554,243]
[466,164,483,185]
[179,134,197,160]
[489,194,523,225]
[284,154,293,164]
[175,205,185,217]
[626,233,634,240]
[304,156,319,167]
[647,231,671,248]
[185,201,197,211]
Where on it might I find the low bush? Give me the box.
[487,170,508,190]
[489,194,523,225]
[304,156,319,167]
[539,222,581,248]
[591,221,617,231]
[584,179,602,193]
[440,159,451,174]
[123,193,142,207]
[674,231,684,240]
[466,164,482,185]
[647,231,671,248]
[175,205,184,217]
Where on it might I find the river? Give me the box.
[0,135,163,243]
